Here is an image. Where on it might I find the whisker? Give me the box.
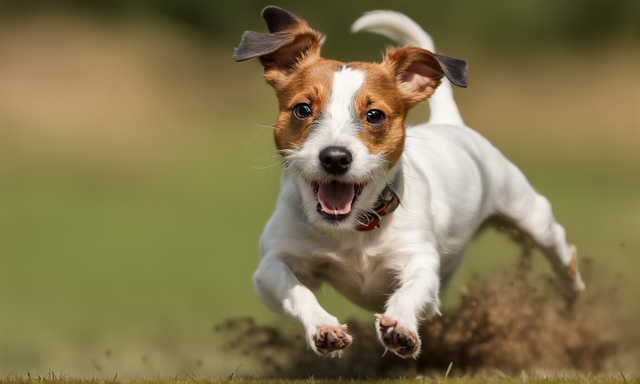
[355,217,368,227]
[245,124,279,168]
[405,134,430,142]
[246,149,284,170]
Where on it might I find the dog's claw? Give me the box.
[312,324,352,357]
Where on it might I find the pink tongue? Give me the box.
[317,181,355,215]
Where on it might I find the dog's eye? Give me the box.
[366,110,386,125]
[293,103,312,119]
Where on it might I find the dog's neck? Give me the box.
[356,170,402,231]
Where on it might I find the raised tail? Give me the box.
[352,11,464,126]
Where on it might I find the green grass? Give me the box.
[1,374,638,384]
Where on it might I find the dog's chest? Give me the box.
[287,242,400,311]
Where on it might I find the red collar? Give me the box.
[357,187,400,231]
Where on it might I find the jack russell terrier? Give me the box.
[233,6,585,359]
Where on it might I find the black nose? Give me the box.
[319,146,352,175]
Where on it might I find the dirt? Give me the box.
[215,239,624,378]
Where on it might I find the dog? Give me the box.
[233,6,585,359]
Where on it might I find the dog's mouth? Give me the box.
[311,181,365,221]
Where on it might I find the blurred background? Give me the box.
[0,0,638,379]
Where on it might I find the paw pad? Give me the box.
[378,316,419,358]
[313,324,351,356]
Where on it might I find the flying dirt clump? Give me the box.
[215,245,618,378]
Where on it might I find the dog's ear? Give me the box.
[382,46,468,107]
[233,6,323,88]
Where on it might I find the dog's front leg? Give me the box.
[376,248,441,358]
[253,255,352,357]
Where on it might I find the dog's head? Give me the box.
[234,6,467,232]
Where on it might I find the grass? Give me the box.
[1,363,638,382]
[1,373,638,384]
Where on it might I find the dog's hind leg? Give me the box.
[253,255,352,357]
[496,165,585,297]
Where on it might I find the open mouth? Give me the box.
[311,181,365,222]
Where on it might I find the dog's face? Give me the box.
[273,60,413,231]
[234,7,466,231]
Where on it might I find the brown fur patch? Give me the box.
[259,20,323,91]
[272,59,340,151]
[351,63,409,169]
[239,11,330,152]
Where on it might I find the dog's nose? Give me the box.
[319,146,352,175]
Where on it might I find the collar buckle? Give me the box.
[357,187,400,232]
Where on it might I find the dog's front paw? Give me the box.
[312,324,352,357]
[376,315,420,358]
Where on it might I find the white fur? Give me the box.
[252,11,584,359]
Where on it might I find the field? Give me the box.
[1,377,639,384]
[5,377,640,384]
[0,1,638,381]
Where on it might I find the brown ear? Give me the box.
[382,46,468,107]
[233,6,323,88]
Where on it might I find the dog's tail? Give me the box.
[352,11,464,126]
